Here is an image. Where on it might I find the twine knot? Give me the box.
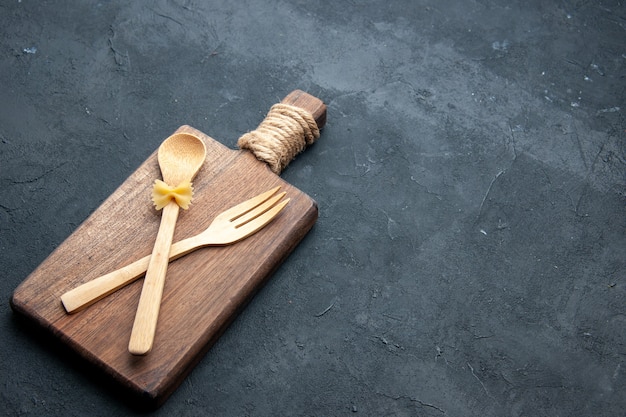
[237,103,320,174]
[152,179,194,210]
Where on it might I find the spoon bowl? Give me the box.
[158,133,207,185]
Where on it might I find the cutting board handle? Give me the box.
[237,90,327,174]
[281,89,326,130]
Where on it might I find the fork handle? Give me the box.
[61,255,150,314]
[60,233,207,314]
[128,201,180,355]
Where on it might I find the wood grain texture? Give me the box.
[10,119,320,407]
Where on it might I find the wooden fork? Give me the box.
[61,187,289,314]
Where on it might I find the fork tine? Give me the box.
[231,198,290,241]
[233,192,286,226]
[217,186,281,221]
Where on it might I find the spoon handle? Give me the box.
[128,201,180,355]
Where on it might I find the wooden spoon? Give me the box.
[128,133,206,355]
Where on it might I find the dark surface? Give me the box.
[1,1,624,416]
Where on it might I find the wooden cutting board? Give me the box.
[10,91,326,408]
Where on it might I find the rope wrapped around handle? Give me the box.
[237,103,320,174]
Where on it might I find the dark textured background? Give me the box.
[1,1,624,416]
